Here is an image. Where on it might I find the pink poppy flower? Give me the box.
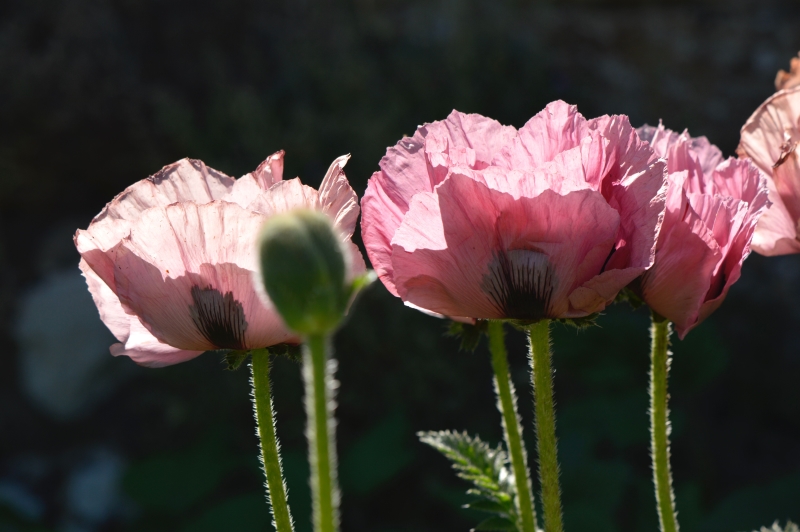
[774,52,800,91]
[738,85,800,256]
[637,123,769,338]
[75,152,364,367]
[361,101,667,321]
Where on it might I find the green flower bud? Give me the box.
[257,209,350,336]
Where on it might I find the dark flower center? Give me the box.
[189,286,248,349]
[481,249,555,321]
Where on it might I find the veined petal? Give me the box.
[750,186,800,255]
[119,201,265,275]
[319,155,360,238]
[391,174,619,320]
[739,86,800,176]
[587,114,668,274]
[494,100,587,170]
[642,210,721,338]
[244,150,285,188]
[362,111,515,295]
[247,178,320,219]
[86,159,235,251]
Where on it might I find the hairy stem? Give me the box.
[303,334,340,532]
[528,320,563,532]
[650,316,679,532]
[487,321,538,532]
[250,349,295,532]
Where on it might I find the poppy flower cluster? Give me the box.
[75,79,788,532]
[361,101,768,332]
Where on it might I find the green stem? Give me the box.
[528,320,563,532]
[650,316,679,532]
[250,349,295,532]
[303,334,339,532]
[487,321,538,532]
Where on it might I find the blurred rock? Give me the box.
[0,478,44,521]
[14,267,134,420]
[63,448,125,527]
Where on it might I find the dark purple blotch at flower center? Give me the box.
[482,249,555,321]
[190,286,248,349]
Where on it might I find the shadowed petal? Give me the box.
[110,318,204,368]
[642,210,721,338]
[98,201,298,352]
[79,258,132,343]
[362,111,515,295]
[588,114,668,274]
[391,174,619,319]
[750,185,800,255]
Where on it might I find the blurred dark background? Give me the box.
[1,0,800,530]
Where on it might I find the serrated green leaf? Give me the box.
[267,342,302,362]
[223,350,250,371]
[418,430,519,530]
[555,312,601,329]
[754,521,799,532]
[474,516,517,530]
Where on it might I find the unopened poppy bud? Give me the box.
[257,209,349,336]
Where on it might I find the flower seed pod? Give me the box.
[257,209,350,336]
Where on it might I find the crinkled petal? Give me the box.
[494,100,587,171]
[391,173,619,319]
[687,194,746,256]
[319,155,360,238]
[85,159,235,251]
[586,114,668,274]
[247,178,320,218]
[751,186,800,255]
[602,159,668,274]
[362,111,515,295]
[642,211,721,338]
[739,86,800,175]
[244,150,284,188]
[688,136,725,176]
[474,136,607,199]
[637,122,723,177]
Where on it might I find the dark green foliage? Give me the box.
[615,286,645,309]
[340,411,415,495]
[418,430,521,531]
[223,350,250,371]
[554,312,602,330]
[221,344,302,370]
[448,319,489,352]
[123,434,238,515]
[268,343,303,363]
